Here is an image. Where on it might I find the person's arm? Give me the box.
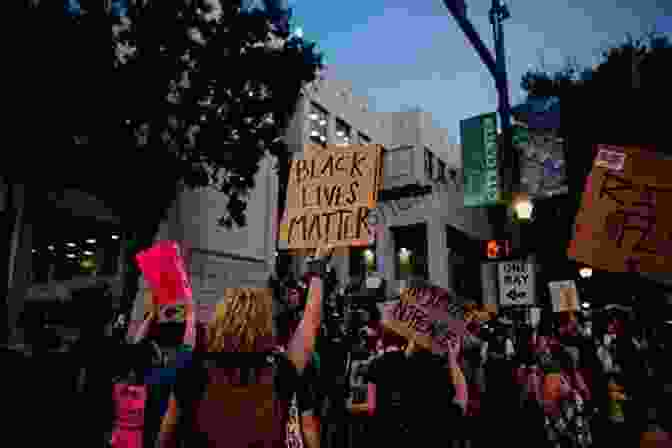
[301,414,321,448]
[132,307,158,344]
[448,356,468,414]
[367,383,376,417]
[287,276,323,375]
[157,393,180,448]
[447,337,468,414]
[287,245,333,375]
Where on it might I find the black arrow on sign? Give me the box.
[506,289,527,302]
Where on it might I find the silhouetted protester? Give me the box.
[69,283,125,447]
[157,244,334,448]
[364,330,468,448]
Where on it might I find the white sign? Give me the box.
[498,260,535,306]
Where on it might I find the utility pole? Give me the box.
[442,0,520,206]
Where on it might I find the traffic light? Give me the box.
[486,239,511,259]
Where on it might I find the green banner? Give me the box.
[460,112,500,207]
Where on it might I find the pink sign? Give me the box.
[111,384,147,448]
[382,282,467,355]
[135,241,193,305]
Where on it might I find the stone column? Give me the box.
[481,262,498,309]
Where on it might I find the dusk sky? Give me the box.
[289,0,671,143]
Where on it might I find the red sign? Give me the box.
[136,241,193,305]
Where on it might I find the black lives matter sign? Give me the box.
[285,144,382,249]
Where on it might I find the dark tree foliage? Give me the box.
[519,32,672,299]
[19,0,323,314]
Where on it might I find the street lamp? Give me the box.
[513,193,533,220]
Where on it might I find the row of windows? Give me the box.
[30,218,123,283]
[308,102,371,147]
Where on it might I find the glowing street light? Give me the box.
[579,267,593,279]
[512,193,533,220]
[112,234,120,240]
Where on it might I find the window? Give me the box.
[335,119,352,146]
[424,148,434,180]
[358,132,371,145]
[392,224,428,281]
[308,102,328,146]
[31,216,123,283]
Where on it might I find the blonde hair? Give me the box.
[206,287,273,353]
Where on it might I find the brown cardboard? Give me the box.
[568,145,672,273]
[285,144,383,249]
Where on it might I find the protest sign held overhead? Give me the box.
[568,145,672,273]
[285,144,383,249]
[135,240,193,305]
[382,280,467,355]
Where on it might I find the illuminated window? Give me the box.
[32,216,122,283]
[335,119,352,146]
[308,102,328,146]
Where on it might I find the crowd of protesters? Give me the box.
[9,242,672,448]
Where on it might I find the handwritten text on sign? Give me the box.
[568,145,672,273]
[285,144,382,249]
[498,261,535,306]
[382,284,466,354]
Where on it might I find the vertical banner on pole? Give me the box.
[460,112,501,207]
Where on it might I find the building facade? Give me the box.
[281,78,498,305]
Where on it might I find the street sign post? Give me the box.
[498,259,535,306]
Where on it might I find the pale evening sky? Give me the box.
[288,0,671,143]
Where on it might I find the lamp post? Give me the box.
[442,0,519,200]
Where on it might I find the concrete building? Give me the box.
[281,78,497,305]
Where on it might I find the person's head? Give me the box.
[379,325,408,350]
[206,287,273,353]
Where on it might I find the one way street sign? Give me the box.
[498,260,536,306]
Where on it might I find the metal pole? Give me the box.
[490,0,518,200]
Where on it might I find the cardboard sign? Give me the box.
[382,282,467,354]
[549,280,580,313]
[568,145,672,273]
[136,241,193,305]
[284,144,383,249]
[498,260,536,306]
